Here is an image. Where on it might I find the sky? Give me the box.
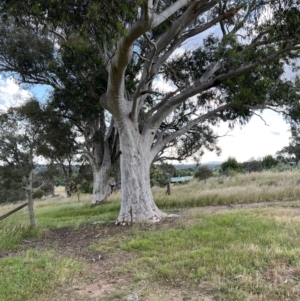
[200,109,291,163]
[0,75,52,111]
[0,75,32,111]
[0,74,292,164]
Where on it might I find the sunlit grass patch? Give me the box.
[0,249,83,301]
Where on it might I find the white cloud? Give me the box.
[152,75,176,93]
[0,76,32,111]
[200,110,290,163]
[170,46,186,58]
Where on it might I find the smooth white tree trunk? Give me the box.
[92,164,112,204]
[116,123,167,224]
[90,139,115,204]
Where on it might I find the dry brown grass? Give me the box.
[154,170,300,207]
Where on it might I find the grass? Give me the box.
[92,208,300,300]
[2,171,300,300]
[0,194,121,252]
[0,221,38,251]
[0,249,82,301]
[36,200,119,228]
[154,170,300,208]
[1,170,300,231]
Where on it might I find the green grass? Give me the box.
[91,209,300,300]
[2,171,300,300]
[0,219,40,251]
[0,197,120,250]
[0,249,82,301]
[1,170,300,252]
[35,200,120,228]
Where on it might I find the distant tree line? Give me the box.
[194,151,299,182]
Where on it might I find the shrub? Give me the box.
[195,166,213,181]
[150,165,167,187]
[221,157,243,174]
[262,155,278,170]
[32,189,44,199]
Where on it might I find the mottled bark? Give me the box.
[116,121,167,224]
[92,164,112,203]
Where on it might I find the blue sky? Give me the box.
[0,75,292,164]
[29,84,53,103]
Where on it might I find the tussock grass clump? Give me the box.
[0,249,82,301]
[0,219,39,251]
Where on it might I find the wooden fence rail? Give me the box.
[0,202,28,221]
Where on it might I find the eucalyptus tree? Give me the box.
[0,165,24,204]
[36,103,83,197]
[46,89,120,203]
[0,100,46,228]
[96,0,300,223]
[0,1,121,203]
[276,78,300,163]
[0,0,219,203]
[0,0,300,223]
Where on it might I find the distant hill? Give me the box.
[33,164,82,173]
[174,162,222,170]
[174,164,197,170]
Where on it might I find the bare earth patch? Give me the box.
[26,225,136,300]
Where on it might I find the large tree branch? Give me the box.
[152,0,201,28]
[107,0,195,90]
[155,4,249,83]
[131,0,209,122]
[150,103,233,160]
[155,13,226,69]
[149,45,300,129]
[155,0,218,57]
[135,3,242,121]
